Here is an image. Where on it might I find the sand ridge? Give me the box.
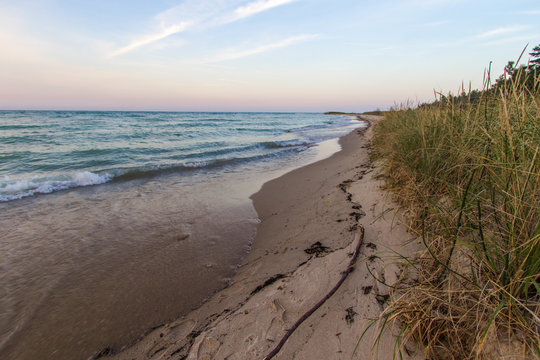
[103,115,422,360]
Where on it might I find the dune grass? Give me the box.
[371,66,539,358]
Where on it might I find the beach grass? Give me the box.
[371,63,539,358]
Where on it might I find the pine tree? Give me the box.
[530,44,540,68]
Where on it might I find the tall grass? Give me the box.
[371,67,539,358]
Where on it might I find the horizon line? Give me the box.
[0,108,369,114]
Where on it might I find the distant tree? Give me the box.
[494,52,540,92]
[495,61,519,90]
[421,45,540,109]
[505,61,516,76]
[529,44,540,68]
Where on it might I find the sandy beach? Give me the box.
[4,3,536,358]
[97,115,421,360]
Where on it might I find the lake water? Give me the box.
[0,111,364,359]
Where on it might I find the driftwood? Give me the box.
[264,225,366,360]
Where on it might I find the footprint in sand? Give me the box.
[195,337,221,360]
[168,318,197,339]
[263,299,287,342]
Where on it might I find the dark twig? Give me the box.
[263,225,365,360]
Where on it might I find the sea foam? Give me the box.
[0,172,112,202]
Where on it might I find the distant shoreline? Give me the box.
[325,110,387,116]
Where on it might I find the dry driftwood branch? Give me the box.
[264,225,366,360]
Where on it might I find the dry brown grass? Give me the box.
[370,66,540,359]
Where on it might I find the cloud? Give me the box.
[476,26,528,39]
[233,0,297,20]
[208,34,318,62]
[109,0,229,57]
[155,0,236,28]
[513,9,540,15]
[109,21,192,57]
[404,0,466,7]
[109,0,297,57]
[109,0,298,56]
[479,33,540,47]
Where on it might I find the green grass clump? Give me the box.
[371,65,539,358]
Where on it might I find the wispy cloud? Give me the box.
[513,9,540,15]
[405,0,467,7]
[110,0,298,57]
[209,34,318,62]
[232,0,297,20]
[480,33,540,47]
[109,21,193,57]
[476,25,528,39]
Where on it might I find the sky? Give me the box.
[0,0,539,112]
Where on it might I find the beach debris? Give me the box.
[375,294,390,306]
[368,255,380,262]
[304,241,331,257]
[338,179,354,192]
[349,211,366,221]
[366,242,377,250]
[362,286,373,295]
[345,307,357,325]
[250,274,286,295]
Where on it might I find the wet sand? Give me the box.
[105,116,422,359]
[0,132,349,360]
[0,172,258,360]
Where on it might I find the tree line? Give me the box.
[424,44,540,107]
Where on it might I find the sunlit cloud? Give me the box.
[110,0,298,57]
[109,0,227,57]
[208,34,318,62]
[476,26,528,39]
[109,21,193,57]
[155,0,236,28]
[233,0,297,20]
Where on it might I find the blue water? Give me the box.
[0,110,365,359]
[0,111,360,202]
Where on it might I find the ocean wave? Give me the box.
[0,172,113,202]
[260,140,312,149]
[0,112,363,202]
[0,142,309,201]
[113,144,310,181]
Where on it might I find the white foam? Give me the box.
[0,171,113,202]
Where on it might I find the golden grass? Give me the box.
[371,66,539,359]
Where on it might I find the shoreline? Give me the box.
[104,115,421,359]
[0,114,362,360]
